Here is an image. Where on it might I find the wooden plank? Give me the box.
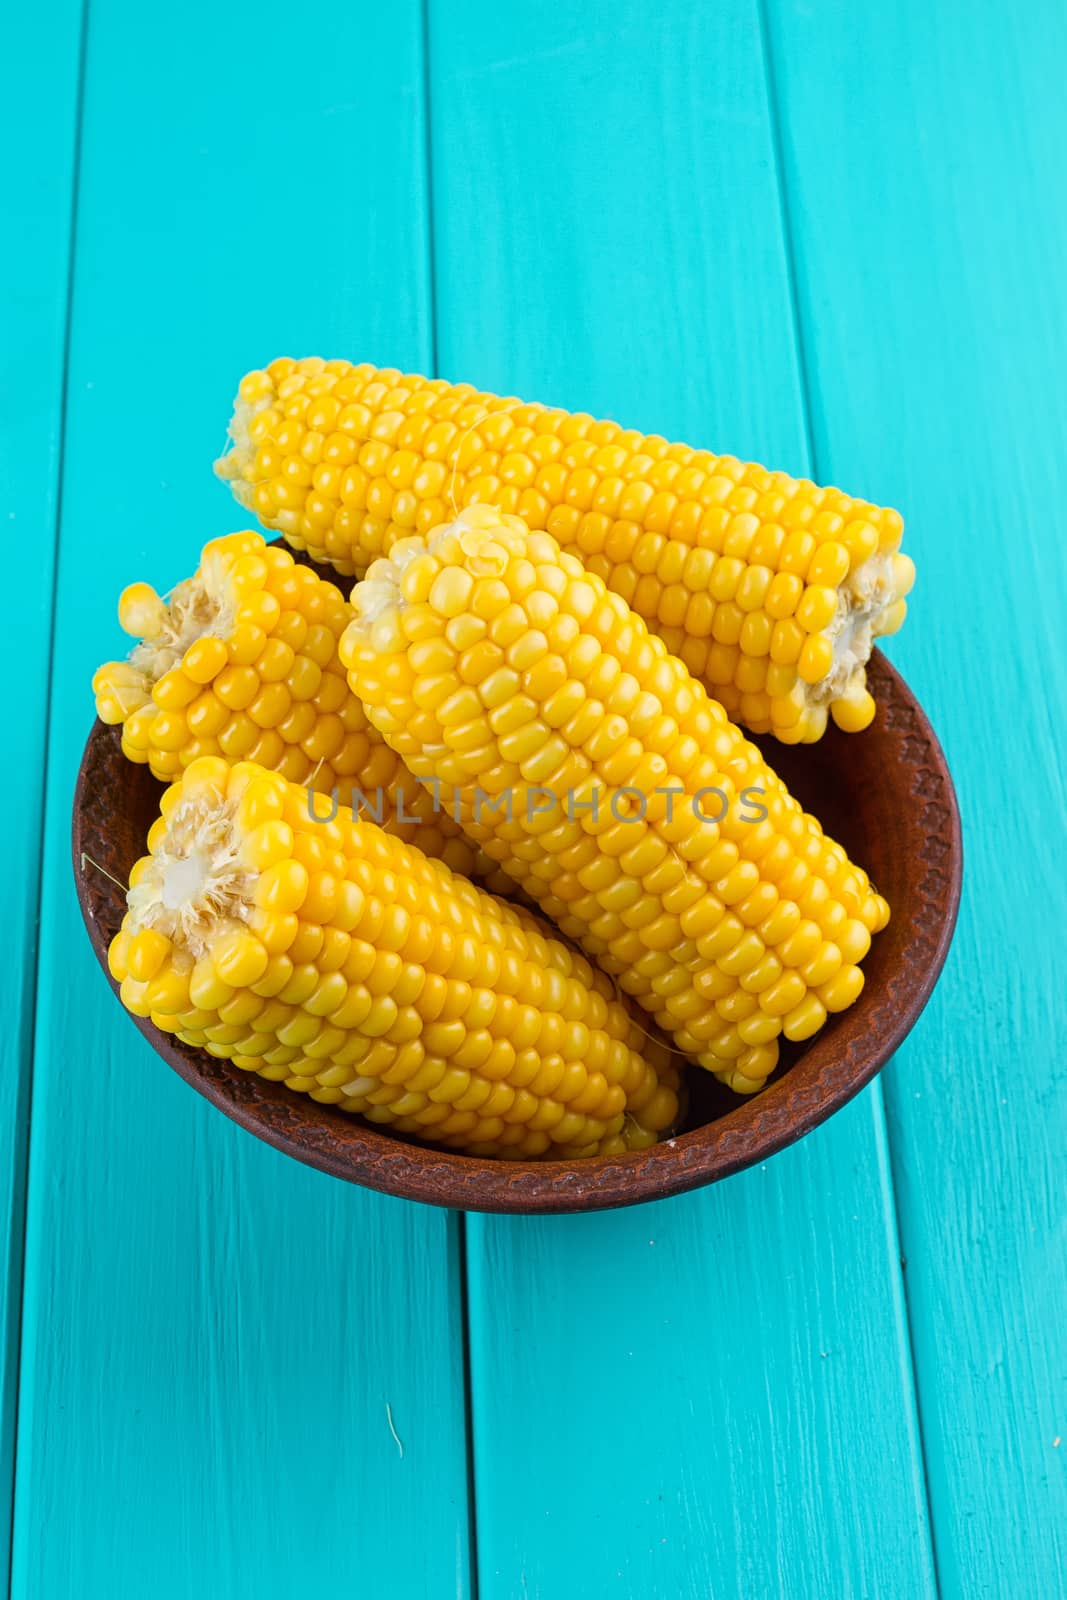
[12,4,471,1596]
[763,2,1067,1592]
[0,0,84,1582]
[427,3,937,1594]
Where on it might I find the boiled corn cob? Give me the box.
[92,530,510,891]
[108,758,682,1158]
[216,358,914,742]
[340,505,889,1093]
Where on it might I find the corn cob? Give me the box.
[339,506,889,1093]
[108,757,681,1158]
[92,530,511,892]
[216,358,914,742]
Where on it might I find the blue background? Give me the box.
[4,1,1065,1595]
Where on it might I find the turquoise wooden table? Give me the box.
[5,1,1065,1594]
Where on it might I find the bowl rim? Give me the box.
[72,649,961,1214]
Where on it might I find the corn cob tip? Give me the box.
[805,546,915,737]
[343,504,521,646]
[124,757,253,955]
[213,365,283,502]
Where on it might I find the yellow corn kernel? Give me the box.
[830,683,877,733]
[796,585,838,634]
[118,581,167,638]
[126,927,171,983]
[819,964,865,1013]
[797,633,835,686]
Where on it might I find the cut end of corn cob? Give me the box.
[90,530,520,893]
[92,529,356,785]
[110,758,682,1159]
[794,547,915,739]
[215,357,913,742]
[215,370,282,514]
[341,505,889,1094]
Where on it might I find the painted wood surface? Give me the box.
[7,0,1065,1596]
[764,3,1067,1592]
[10,4,471,1597]
[0,2,85,1583]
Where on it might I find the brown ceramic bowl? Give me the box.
[73,647,961,1214]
